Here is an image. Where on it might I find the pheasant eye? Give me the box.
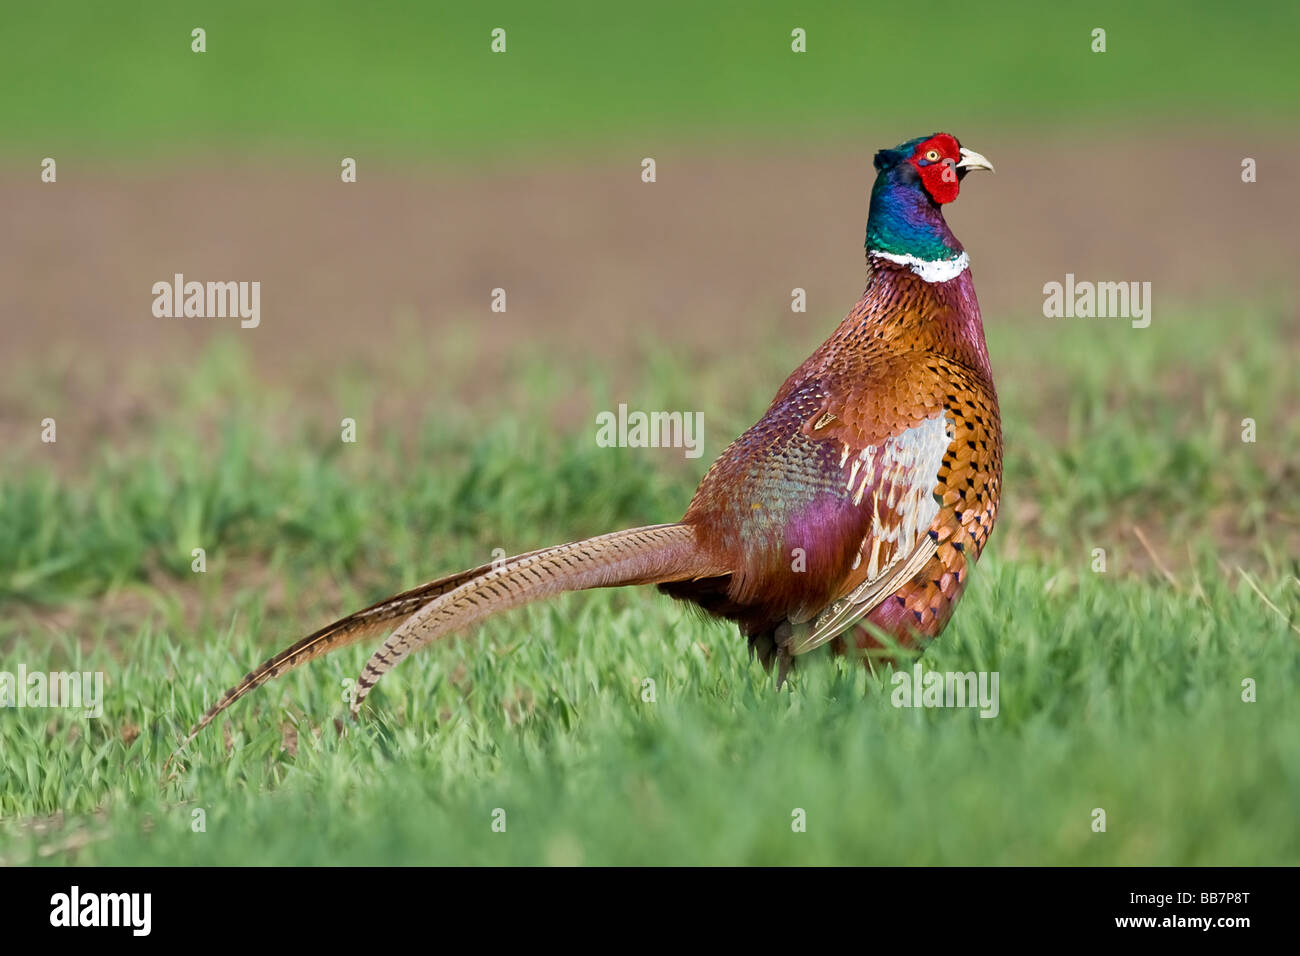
[924,149,941,162]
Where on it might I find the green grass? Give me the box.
[0,297,1297,864]
[3,0,1297,160]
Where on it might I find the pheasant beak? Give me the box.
[956,147,995,173]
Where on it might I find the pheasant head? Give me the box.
[865,132,994,268]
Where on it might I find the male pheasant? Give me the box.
[169,132,1001,762]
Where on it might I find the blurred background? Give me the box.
[4,1,1297,378]
[4,1,1297,576]
[0,1,1296,864]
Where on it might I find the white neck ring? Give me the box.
[870,250,970,283]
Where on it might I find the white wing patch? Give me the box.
[863,413,951,563]
[787,413,953,653]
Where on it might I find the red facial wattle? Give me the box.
[910,134,963,205]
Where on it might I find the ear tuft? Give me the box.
[873,148,902,171]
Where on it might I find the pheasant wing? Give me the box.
[783,404,953,655]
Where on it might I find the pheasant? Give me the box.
[168,132,1001,764]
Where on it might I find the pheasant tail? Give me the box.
[167,524,724,768]
[351,523,728,714]
[162,551,551,771]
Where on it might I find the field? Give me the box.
[0,1,1297,865]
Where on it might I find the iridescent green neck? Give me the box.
[864,171,963,262]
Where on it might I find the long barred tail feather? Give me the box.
[350,523,727,716]
[166,525,727,772]
[163,549,546,772]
